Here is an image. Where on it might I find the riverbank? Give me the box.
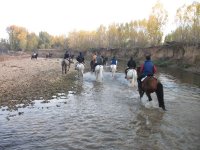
[0,55,77,110]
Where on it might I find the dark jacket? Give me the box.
[96,55,103,65]
[64,52,70,59]
[127,58,136,69]
[140,60,157,76]
[111,57,117,65]
[76,52,84,63]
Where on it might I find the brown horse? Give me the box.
[137,67,166,110]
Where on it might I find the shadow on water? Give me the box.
[0,68,200,150]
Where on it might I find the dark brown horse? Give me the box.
[31,53,38,59]
[137,67,166,110]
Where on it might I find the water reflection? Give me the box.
[159,67,200,87]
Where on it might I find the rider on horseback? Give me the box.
[75,52,85,70]
[111,56,117,65]
[137,54,157,90]
[125,56,136,79]
[64,50,70,59]
[110,56,117,71]
[93,52,103,71]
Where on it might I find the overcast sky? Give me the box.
[0,0,195,39]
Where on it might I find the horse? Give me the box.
[110,64,117,78]
[75,63,85,77]
[126,68,137,87]
[31,53,38,59]
[95,65,103,81]
[61,58,71,74]
[137,67,166,110]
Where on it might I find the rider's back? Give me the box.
[96,56,103,65]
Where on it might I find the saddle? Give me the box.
[141,76,158,93]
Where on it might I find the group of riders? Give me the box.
[63,50,165,110]
[63,50,156,90]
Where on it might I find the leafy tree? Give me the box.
[6,25,28,51]
[38,31,52,49]
[26,33,39,51]
[0,38,9,51]
[147,1,168,46]
[166,1,200,45]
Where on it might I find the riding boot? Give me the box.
[138,80,142,90]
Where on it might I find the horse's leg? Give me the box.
[61,62,64,74]
[81,68,84,77]
[146,92,152,101]
[68,63,70,71]
[156,82,166,110]
[138,85,144,99]
[65,64,67,74]
[96,72,98,80]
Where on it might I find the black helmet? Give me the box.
[145,53,151,60]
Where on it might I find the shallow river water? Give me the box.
[0,68,200,150]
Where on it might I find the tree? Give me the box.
[26,33,39,51]
[166,1,200,45]
[6,25,28,51]
[38,31,52,49]
[147,1,168,46]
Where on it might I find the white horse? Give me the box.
[95,65,103,81]
[75,63,84,77]
[126,69,137,87]
[110,64,117,78]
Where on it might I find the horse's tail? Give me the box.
[130,69,137,87]
[111,65,116,73]
[99,65,103,79]
[95,65,103,81]
[156,82,166,110]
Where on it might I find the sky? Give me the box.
[0,0,196,39]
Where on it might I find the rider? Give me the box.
[125,56,136,79]
[137,54,157,89]
[64,50,70,59]
[93,52,103,71]
[91,52,97,72]
[75,52,85,69]
[110,56,117,71]
[111,56,117,65]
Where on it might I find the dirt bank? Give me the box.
[0,55,77,110]
[95,45,200,74]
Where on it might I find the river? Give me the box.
[0,67,200,150]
